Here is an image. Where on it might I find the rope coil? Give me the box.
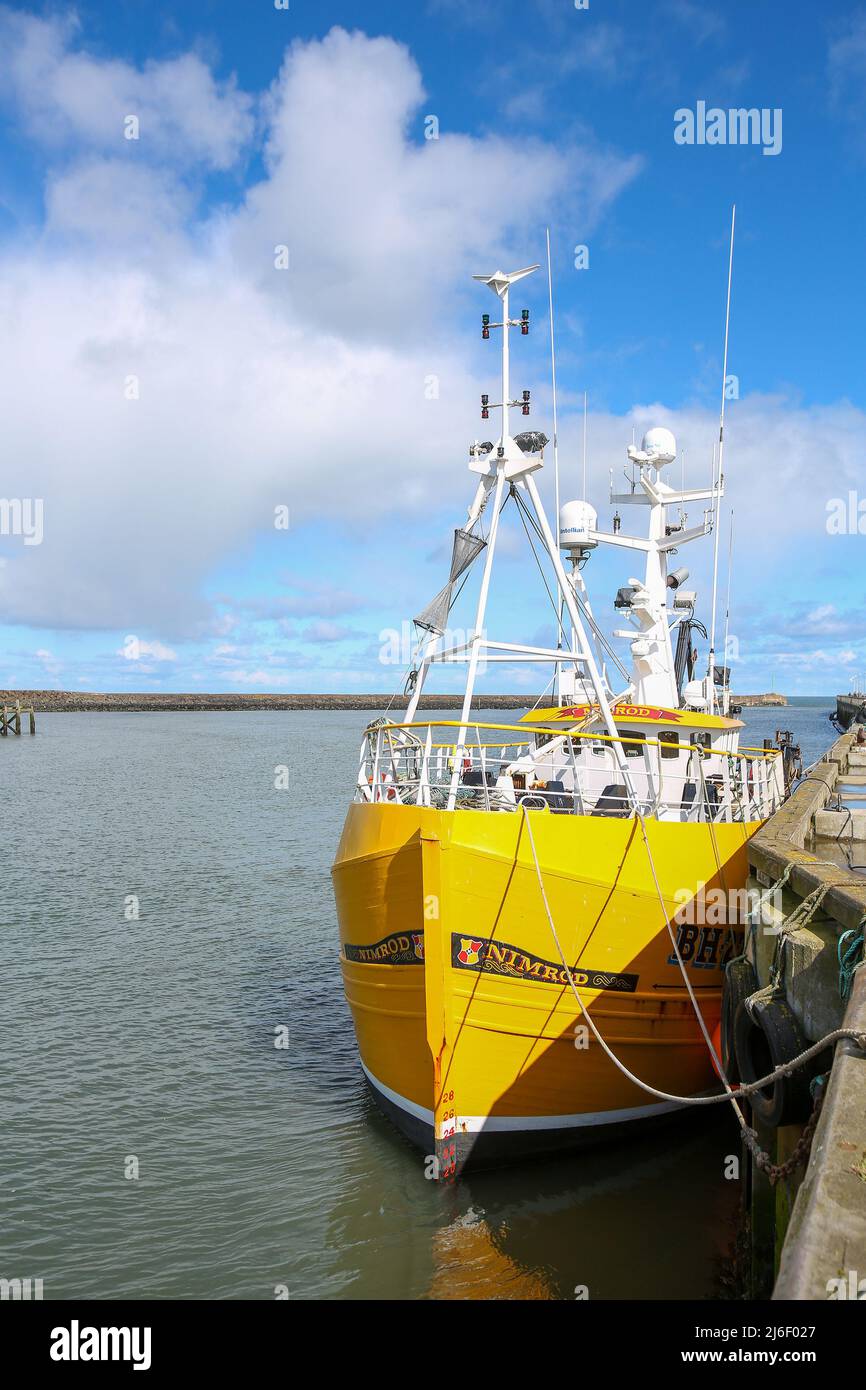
[839,926,865,1001]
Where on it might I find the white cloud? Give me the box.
[829,14,866,95]
[0,9,254,169]
[302,620,355,642]
[0,12,858,701]
[663,0,725,45]
[0,19,641,640]
[233,26,639,341]
[35,646,62,676]
[117,638,177,662]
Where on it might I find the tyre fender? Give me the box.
[721,957,757,1083]
[733,989,814,1127]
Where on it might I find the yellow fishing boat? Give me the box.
[333,262,786,1175]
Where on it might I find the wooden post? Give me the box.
[0,701,36,735]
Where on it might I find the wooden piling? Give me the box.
[0,698,36,736]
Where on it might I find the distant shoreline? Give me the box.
[0,691,530,712]
[0,690,798,712]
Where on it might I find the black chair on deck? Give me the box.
[592,783,630,817]
[703,776,723,820]
[535,780,572,813]
[461,768,497,787]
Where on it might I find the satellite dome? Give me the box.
[559,500,598,551]
[641,426,677,465]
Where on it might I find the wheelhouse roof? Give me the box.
[520,703,744,732]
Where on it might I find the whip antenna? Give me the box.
[582,390,588,501]
[721,509,735,715]
[708,204,735,709]
[546,228,561,552]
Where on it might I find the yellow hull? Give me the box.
[332,802,756,1173]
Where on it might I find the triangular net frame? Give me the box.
[413,528,486,635]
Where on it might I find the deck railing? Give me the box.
[356,719,786,822]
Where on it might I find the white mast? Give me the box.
[546,228,564,702]
[595,430,715,708]
[439,264,637,809]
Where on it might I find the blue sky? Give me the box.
[0,0,864,695]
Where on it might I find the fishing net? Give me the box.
[413,528,486,634]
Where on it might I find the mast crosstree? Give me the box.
[406,264,635,809]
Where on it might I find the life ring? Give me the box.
[720,957,756,1083]
[733,988,815,1126]
[379,772,398,802]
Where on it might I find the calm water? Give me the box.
[0,700,835,1300]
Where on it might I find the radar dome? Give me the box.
[641,426,677,465]
[559,500,598,551]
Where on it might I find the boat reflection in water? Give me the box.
[322,1085,740,1299]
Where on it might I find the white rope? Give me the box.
[519,806,866,1116]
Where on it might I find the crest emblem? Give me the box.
[458,938,484,966]
[412,933,425,960]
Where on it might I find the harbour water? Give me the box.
[1,700,835,1299]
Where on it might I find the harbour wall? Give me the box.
[744,728,866,1299]
[1,689,788,713]
[835,694,866,729]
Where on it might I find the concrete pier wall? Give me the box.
[744,730,866,1299]
[836,694,866,729]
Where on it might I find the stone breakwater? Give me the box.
[0,691,534,712]
[0,691,789,713]
[731,693,788,707]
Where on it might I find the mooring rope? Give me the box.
[519,806,866,1129]
[742,862,793,967]
[839,925,865,1001]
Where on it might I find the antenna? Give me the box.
[473,264,540,445]
[546,231,560,557]
[546,228,564,698]
[721,508,734,712]
[582,390,588,501]
[707,204,736,709]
